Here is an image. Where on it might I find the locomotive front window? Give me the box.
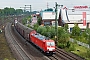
[46,42,55,46]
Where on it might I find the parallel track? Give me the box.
[55,47,85,60]
[5,23,32,60]
[47,47,85,60]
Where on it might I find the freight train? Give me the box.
[14,21,55,55]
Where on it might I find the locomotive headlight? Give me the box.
[47,47,55,51]
[52,48,55,51]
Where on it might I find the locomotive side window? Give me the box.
[46,42,55,46]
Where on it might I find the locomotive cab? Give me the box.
[45,41,55,54]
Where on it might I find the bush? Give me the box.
[58,27,70,44]
[27,24,32,28]
[57,43,66,49]
[22,18,27,25]
[33,23,39,30]
[37,26,47,35]
[68,44,75,51]
[86,49,90,58]
[66,41,71,48]
[47,26,55,38]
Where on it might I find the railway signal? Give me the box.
[55,2,63,44]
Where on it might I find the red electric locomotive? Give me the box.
[15,21,55,55]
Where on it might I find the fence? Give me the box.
[70,38,90,48]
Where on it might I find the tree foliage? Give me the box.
[37,26,47,35]
[85,28,90,45]
[64,23,68,32]
[71,24,90,44]
[33,23,39,31]
[0,7,23,16]
[71,24,81,36]
[57,27,70,48]
[16,9,23,15]
[37,17,42,25]
[58,27,70,43]
[36,25,55,38]
[45,26,55,38]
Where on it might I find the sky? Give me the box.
[0,0,90,11]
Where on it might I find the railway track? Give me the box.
[47,47,85,60]
[5,23,32,60]
[55,47,85,60]
[47,54,64,60]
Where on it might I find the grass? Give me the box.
[0,32,15,60]
[70,43,90,60]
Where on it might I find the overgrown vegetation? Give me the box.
[57,27,70,48]
[72,44,90,60]
[71,24,81,36]
[37,16,42,25]
[0,32,15,60]
[71,24,90,45]
[22,15,32,25]
[37,26,55,38]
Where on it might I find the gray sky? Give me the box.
[0,0,90,11]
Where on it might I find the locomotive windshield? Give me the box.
[46,42,55,46]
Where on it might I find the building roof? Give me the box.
[40,9,60,20]
[40,7,90,24]
[61,8,90,23]
[67,9,90,15]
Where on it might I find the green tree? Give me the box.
[9,8,15,15]
[71,24,81,36]
[37,26,47,35]
[4,7,15,15]
[64,23,68,32]
[48,26,55,38]
[44,26,55,38]
[57,27,70,48]
[36,25,55,38]
[16,9,23,15]
[4,7,10,15]
[85,28,90,45]
[0,9,1,12]
[22,18,27,25]
[0,9,5,16]
[0,7,23,16]
[33,23,39,30]
[37,17,42,25]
